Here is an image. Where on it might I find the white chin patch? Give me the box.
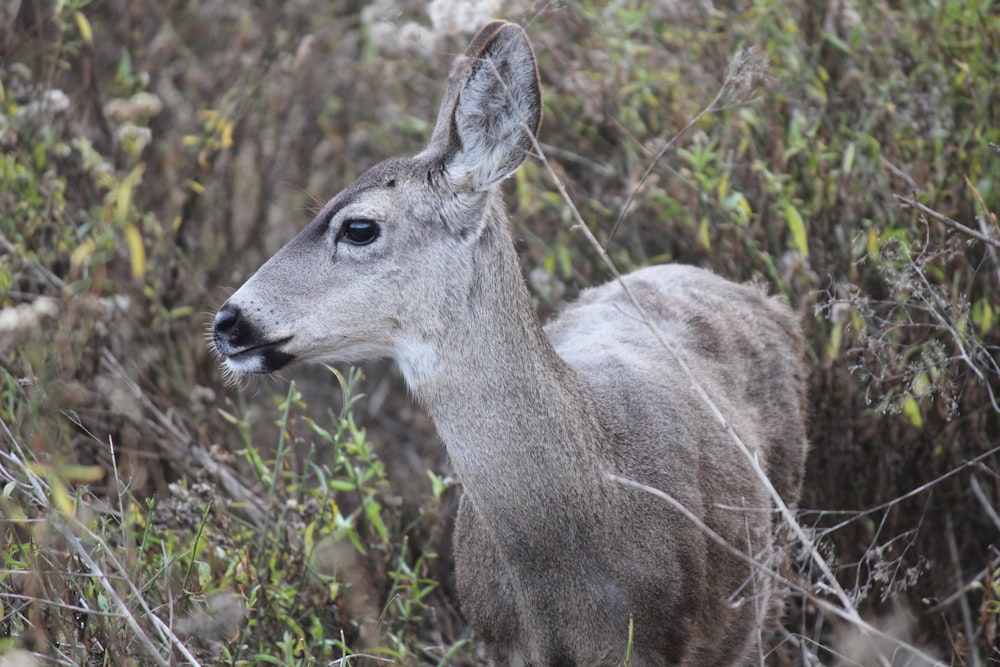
[223,354,268,376]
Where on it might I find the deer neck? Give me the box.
[396,213,609,534]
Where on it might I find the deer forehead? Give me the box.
[318,158,409,225]
[318,156,473,233]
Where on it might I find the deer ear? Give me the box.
[429,21,542,192]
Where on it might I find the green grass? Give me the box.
[2,0,999,664]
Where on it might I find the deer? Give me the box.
[212,20,809,667]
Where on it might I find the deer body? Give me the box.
[213,21,808,667]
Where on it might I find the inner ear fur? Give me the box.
[431,21,542,192]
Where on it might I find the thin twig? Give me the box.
[609,475,945,667]
[329,653,395,665]
[57,526,174,667]
[970,474,1000,535]
[72,517,205,664]
[880,156,920,193]
[99,350,267,524]
[1,593,124,618]
[538,141,616,177]
[3,419,205,665]
[894,193,1000,248]
[0,230,67,291]
[944,513,981,667]
[966,174,1000,283]
[926,561,994,614]
[606,47,764,245]
[904,247,1000,413]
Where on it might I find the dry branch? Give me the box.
[894,194,1000,248]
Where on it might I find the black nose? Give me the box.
[213,303,240,336]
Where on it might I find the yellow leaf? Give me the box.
[220,118,234,149]
[60,464,106,483]
[699,217,711,250]
[74,11,93,44]
[113,164,145,226]
[51,476,76,517]
[126,162,146,184]
[71,238,97,270]
[114,185,132,225]
[867,227,880,260]
[124,224,146,279]
[716,171,729,201]
[737,194,752,218]
[783,203,809,257]
[303,520,316,554]
[954,59,970,86]
[902,396,923,429]
[842,142,855,175]
[130,501,147,528]
[514,165,532,212]
[217,408,240,425]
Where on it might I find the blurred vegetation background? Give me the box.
[1,0,998,664]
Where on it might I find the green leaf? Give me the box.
[196,560,211,589]
[971,298,995,334]
[827,321,844,361]
[783,202,809,257]
[902,396,923,428]
[328,479,357,492]
[698,217,711,250]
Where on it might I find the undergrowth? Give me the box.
[2,367,461,665]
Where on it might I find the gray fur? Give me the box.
[212,21,809,667]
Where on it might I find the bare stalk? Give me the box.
[609,475,944,666]
[944,513,981,666]
[57,526,175,667]
[1,423,204,666]
[970,474,1000,535]
[607,46,766,244]
[894,193,1000,248]
[99,349,267,524]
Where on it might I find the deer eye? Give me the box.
[339,219,380,245]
